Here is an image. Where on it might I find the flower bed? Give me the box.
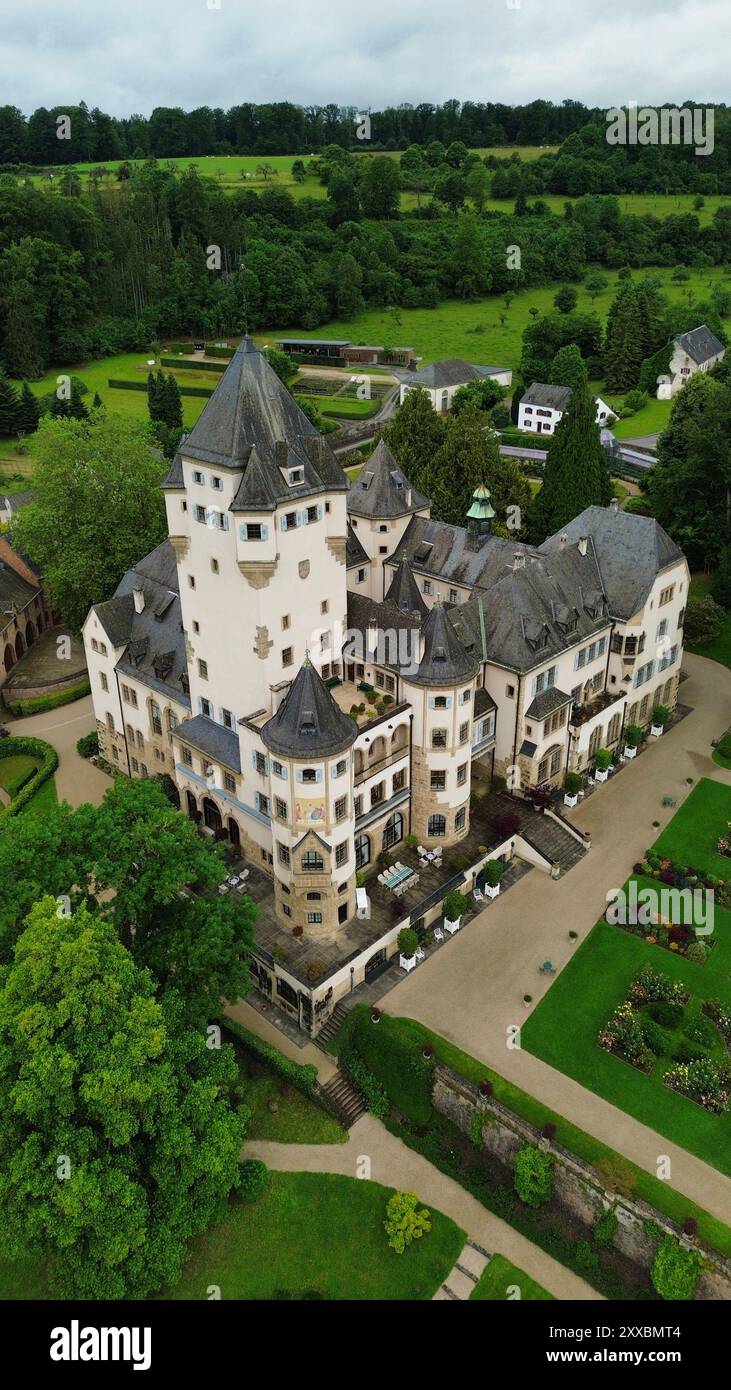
[637,849,730,908]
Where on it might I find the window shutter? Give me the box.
[316,504,323,521]
[296,769,303,783]
[239,524,248,540]
[220,513,229,531]
[261,523,269,540]
[296,511,304,527]
[316,769,323,783]
[428,696,435,709]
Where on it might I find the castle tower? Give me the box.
[346,439,430,601]
[401,603,480,847]
[261,659,359,935]
[465,481,495,546]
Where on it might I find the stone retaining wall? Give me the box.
[433,1063,731,1300]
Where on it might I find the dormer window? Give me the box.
[300,708,316,735]
[360,471,374,490]
[287,468,304,486]
[193,470,204,484]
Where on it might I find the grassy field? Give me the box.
[0,753,58,818]
[0,1172,464,1301]
[686,573,731,670]
[237,1050,346,1145]
[652,778,731,879]
[470,1254,554,1301]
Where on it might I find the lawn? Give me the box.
[607,397,672,441]
[0,1172,463,1301]
[522,886,731,1177]
[0,753,58,818]
[652,777,731,880]
[237,1050,346,1145]
[470,1254,554,1301]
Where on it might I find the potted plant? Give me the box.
[442,888,465,930]
[563,771,583,807]
[593,748,613,782]
[371,1006,381,1024]
[422,1043,434,1059]
[623,723,643,759]
[523,993,533,1009]
[482,859,505,899]
[479,1079,493,1098]
[398,927,419,972]
[650,704,671,737]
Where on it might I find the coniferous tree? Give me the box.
[15,382,40,434]
[381,387,447,497]
[548,344,588,392]
[0,372,20,434]
[68,380,89,420]
[428,402,531,531]
[161,373,183,430]
[147,370,165,423]
[92,391,103,410]
[529,381,612,540]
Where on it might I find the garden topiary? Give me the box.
[641,1019,671,1056]
[684,1013,716,1045]
[513,1143,554,1209]
[651,1236,703,1300]
[397,928,418,959]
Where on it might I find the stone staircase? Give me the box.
[433,1240,490,1300]
[319,1067,367,1129]
[519,810,587,876]
[315,999,354,1052]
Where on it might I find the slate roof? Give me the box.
[521,382,572,411]
[409,603,480,688]
[94,541,190,708]
[389,514,515,590]
[541,506,684,620]
[346,590,424,673]
[173,338,347,512]
[674,324,725,366]
[261,659,358,758]
[525,686,573,720]
[1,490,33,515]
[161,452,184,489]
[384,558,428,617]
[474,685,497,715]
[519,740,537,758]
[347,440,429,519]
[0,557,38,618]
[396,358,510,389]
[346,523,369,568]
[176,714,241,772]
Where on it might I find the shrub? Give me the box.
[593,1208,619,1249]
[646,1000,684,1029]
[683,1217,698,1238]
[442,889,465,922]
[624,724,644,748]
[220,1017,317,1095]
[541,1121,556,1141]
[651,1236,703,1300]
[664,1056,730,1112]
[482,859,505,887]
[239,1159,269,1203]
[683,594,724,644]
[594,748,613,771]
[641,1019,671,1056]
[513,1143,554,1209]
[76,730,99,759]
[384,1191,431,1254]
[629,966,686,1006]
[564,771,583,794]
[651,704,671,728]
[397,927,418,959]
[672,1040,708,1064]
[343,1055,388,1118]
[7,677,90,716]
[575,1240,599,1276]
[685,940,710,966]
[684,1014,716,1046]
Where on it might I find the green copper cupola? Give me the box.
[466,481,495,540]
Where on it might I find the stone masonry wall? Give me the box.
[433,1063,731,1300]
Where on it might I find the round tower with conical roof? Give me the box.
[261,659,359,936]
[401,603,480,848]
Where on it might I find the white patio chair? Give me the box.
[434,926,444,941]
[417,845,427,857]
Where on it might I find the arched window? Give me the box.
[150,700,162,736]
[428,814,446,837]
[588,725,604,758]
[168,710,179,734]
[440,389,449,412]
[607,713,621,745]
[383,812,403,851]
[106,712,115,732]
[538,744,562,783]
[185,790,197,817]
[355,834,371,870]
[301,851,324,871]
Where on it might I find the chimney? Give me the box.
[405,486,412,507]
[513,551,525,571]
[609,497,619,513]
[133,586,145,613]
[578,537,588,557]
[559,533,568,549]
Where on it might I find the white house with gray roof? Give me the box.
[83,337,688,1038]
[396,357,512,412]
[657,323,725,398]
[518,383,616,436]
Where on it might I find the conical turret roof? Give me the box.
[384,557,428,616]
[347,439,429,518]
[261,659,358,758]
[409,603,480,688]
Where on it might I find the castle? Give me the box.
[83,338,689,1034]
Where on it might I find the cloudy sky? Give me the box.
[1,0,726,116]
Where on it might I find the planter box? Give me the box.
[564,792,578,807]
[444,918,461,935]
[399,954,417,972]
[594,768,609,782]
[650,724,664,737]
[623,746,637,759]
[483,884,500,900]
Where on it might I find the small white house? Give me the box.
[518,383,616,436]
[656,324,725,399]
[398,358,512,413]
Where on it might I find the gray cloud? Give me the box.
[1,0,727,115]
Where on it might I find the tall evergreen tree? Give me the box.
[548,344,588,391]
[161,373,183,430]
[529,381,613,540]
[381,387,447,496]
[0,372,19,434]
[428,402,531,530]
[68,379,89,420]
[147,369,164,422]
[15,382,40,434]
[604,280,668,392]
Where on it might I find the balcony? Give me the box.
[569,688,625,728]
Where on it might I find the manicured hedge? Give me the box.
[108,379,214,400]
[76,730,99,759]
[160,357,225,373]
[0,736,58,819]
[7,678,90,717]
[337,1005,433,1125]
[220,1015,318,1095]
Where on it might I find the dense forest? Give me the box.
[2,144,731,380]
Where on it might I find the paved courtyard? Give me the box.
[4,692,110,806]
